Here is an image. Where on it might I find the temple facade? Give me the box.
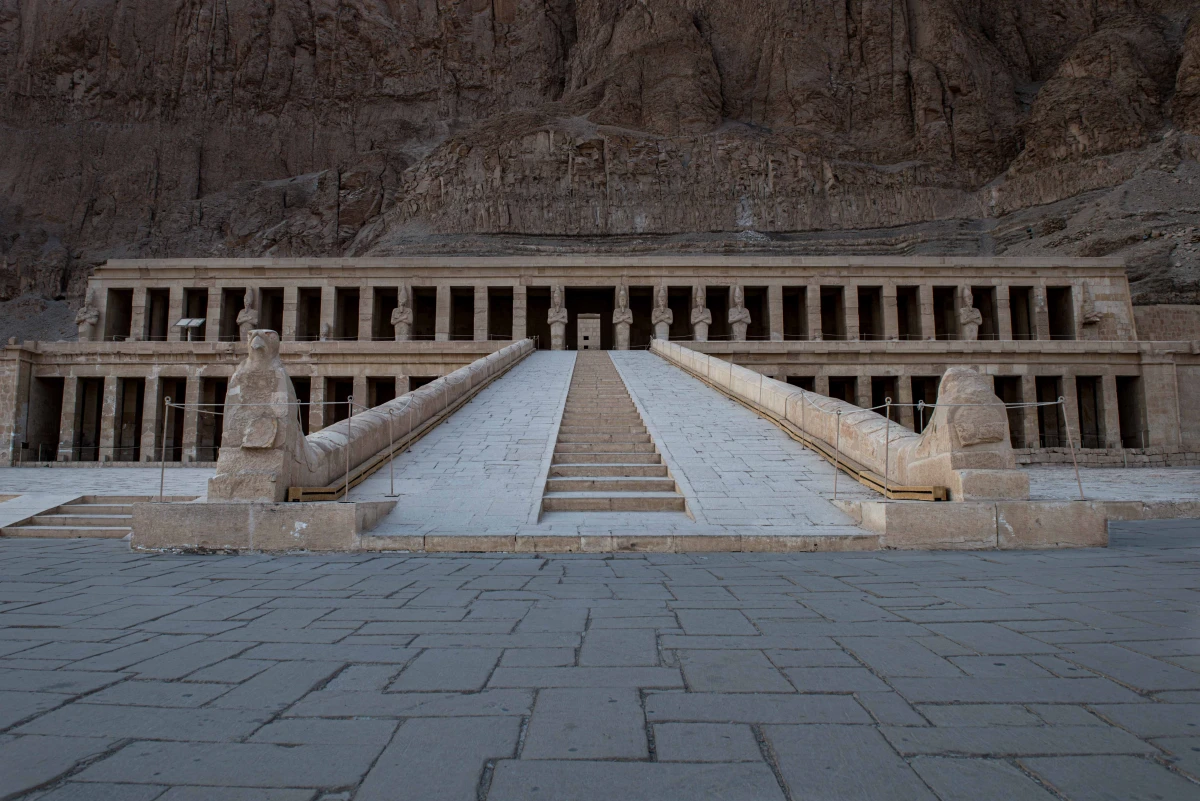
[1,255,1196,468]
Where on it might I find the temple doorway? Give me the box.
[564,288,616,350]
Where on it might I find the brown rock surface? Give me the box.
[2,0,1199,335]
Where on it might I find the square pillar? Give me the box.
[282,286,299,341]
[996,285,1013,341]
[1061,375,1081,449]
[855,375,872,410]
[205,290,222,342]
[130,287,147,342]
[309,376,327,433]
[474,285,489,342]
[806,289,822,341]
[767,285,784,342]
[896,373,914,430]
[882,285,899,341]
[166,289,184,342]
[56,377,78,462]
[1021,375,1041,448]
[1033,287,1050,341]
[181,378,201,462]
[353,375,369,412]
[513,286,528,341]
[435,286,450,342]
[1141,362,1182,449]
[844,286,860,341]
[815,374,830,396]
[98,376,119,462]
[358,288,372,342]
[1100,374,1122,449]
[919,285,936,341]
[140,378,161,461]
[320,286,336,340]
[397,375,411,396]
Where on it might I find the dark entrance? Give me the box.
[564,288,616,350]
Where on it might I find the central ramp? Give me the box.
[543,352,684,513]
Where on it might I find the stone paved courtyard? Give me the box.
[1,521,1198,800]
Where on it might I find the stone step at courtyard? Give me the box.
[542,352,686,513]
[1,495,195,539]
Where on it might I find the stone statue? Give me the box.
[690,285,712,342]
[75,290,100,342]
[548,285,568,350]
[1080,285,1101,326]
[958,286,983,341]
[613,284,633,350]
[651,284,673,341]
[320,321,332,342]
[391,285,413,341]
[728,285,751,342]
[236,288,260,341]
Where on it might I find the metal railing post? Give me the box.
[884,398,892,501]
[1060,397,1084,500]
[832,409,842,500]
[344,396,354,501]
[159,396,171,502]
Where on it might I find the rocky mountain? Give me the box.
[1,0,1198,317]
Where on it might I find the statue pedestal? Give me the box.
[693,322,709,343]
[550,322,567,351]
[731,322,748,342]
[615,322,631,350]
[654,322,670,341]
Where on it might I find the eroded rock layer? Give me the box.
[2,0,1198,317]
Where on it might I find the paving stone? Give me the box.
[783,667,890,692]
[390,648,500,691]
[17,703,270,741]
[1019,755,1200,801]
[1153,737,1200,781]
[1028,704,1106,726]
[523,688,648,760]
[882,724,1157,756]
[918,704,1040,727]
[652,723,762,762]
[27,782,167,801]
[210,661,343,711]
[645,692,871,724]
[579,629,658,666]
[0,669,128,695]
[487,761,786,801]
[77,741,381,788]
[764,724,936,800]
[182,658,275,684]
[1063,644,1200,691]
[924,623,1059,655]
[855,692,926,726]
[356,716,520,801]
[909,757,1058,800]
[676,650,793,692]
[85,679,232,708]
[0,690,72,729]
[0,735,119,800]
[673,609,756,635]
[888,677,1142,704]
[250,717,399,745]
[836,636,963,677]
[285,689,533,718]
[499,648,576,667]
[488,667,683,688]
[1090,703,1200,737]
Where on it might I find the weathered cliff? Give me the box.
[1,0,1198,319]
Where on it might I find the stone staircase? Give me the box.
[543,352,685,513]
[1,496,196,539]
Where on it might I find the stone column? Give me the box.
[358,288,372,342]
[140,378,161,461]
[56,377,78,462]
[321,286,337,340]
[1060,374,1080,450]
[767,285,784,342]
[844,286,860,341]
[1033,286,1050,341]
[814,374,830,397]
[1101,374,1122,449]
[397,375,411,396]
[435,285,450,342]
[1141,361,1181,449]
[896,373,914,430]
[181,377,200,462]
[309,376,327,433]
[130,287,147,341]
[513,286,527,341]
[205,289,222,342]
[1021,375,1041,448]
[282,286,299,342]
[167,288,184,342]
[996,285,1013,341]
[883,286,899,341]
[806,288,822,341]
[474,285,489,342]
[353,375,369,412]
[98,376,119,462]
[919,285,936,340]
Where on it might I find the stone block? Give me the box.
[951,469,1030,501]
[860,501,999,550]
[996,501,1108,549]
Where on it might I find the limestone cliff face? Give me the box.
[2,0,1199,312]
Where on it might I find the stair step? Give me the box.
[50,505,134,515]
[546,477,678,493]
[557,433,651,444]
[74,495,195,504]
[542,493,687,513]
[550,463,670,478]
[2,526,131,539]
[557,426,647,434]
[555,442,655,454]
[553,453,662,465]
[29,514,134,527]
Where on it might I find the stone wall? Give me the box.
[651,340,1028,501]
[1134,305,1200,341]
